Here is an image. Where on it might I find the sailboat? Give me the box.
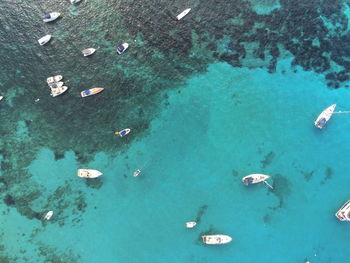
[242,174,273,189]
[202,235,232,245]
[314,104,336,129]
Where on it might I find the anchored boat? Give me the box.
[38,34,52,46]
[81,87,104,97]
[335,200,350,221]
[176,8,191,20]
[202,235,232,245]
[43,12,60,22]
[116,43,129,54]
[114,128,131,137]
[47,75,63,84]
[44,211,53,220]
[77,169,103,178]
[185,222,197,228]
[70,0,82,3]
[82,48,96,57]
[314,104,336,129]
[133,169,141,177]
[50,86,68,97]
[49,81,64,89]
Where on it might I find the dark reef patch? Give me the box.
[85,178,103,189]
[301,170,315,182]
[261,151,275,169]
[321,167,333,184]
[54,151,65,161]
[195,205,208,224]
[269,174,292,209]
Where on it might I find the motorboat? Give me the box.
[82,48,96,57]
[314,104,336,129]
[242,174,270,185]
[47,75,63,84]
[43,12,60,23]
[176,8,191,20]
[80,87,104,97]
[38,34,52,46]
[48,81,63,89]
[202,235,232,245]
[77,169,103,178]
[133,169,141,177]
[114,128,131,137]
[185,222,196,228]
[116,43,129,54]
[50,86,68,97]
[44,211,53,220]
[71,0,82,4]
[335,200,350,221]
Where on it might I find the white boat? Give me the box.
[114,128,131,137]
[116,43,129,54]
[335,200,350,221]
[50,86,68,97]
[133,169,141,177]
[314,104,336,129]
[242,174,270,185]
[80,87,104,97]
[0,96,3,101]
[43,12,61,23]
[202,235,232,245]
[47,75,63,84]
[44,211,53,220]
[38,34,52,46]
[77,169,103,178]
[48,81,63,89]
[185,222,196,228]
[71,0,82,4]
[82,48,96,57]
[176,8,191,20]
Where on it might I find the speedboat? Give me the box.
[116,43,129,54]
[176,8,191,20]
[44,211,53,220]
[335,200,350,221]
[50,86,68,97]
[82,48,96,57]
[202,235,232,245]
[242,174,270,186]
[80,87,104,97]
[71,0,82,3]
[38,34,52,46]
[43,12,60,22]
[114,128,131,137]
[47,75,63,84]
[314,104,336,129]
[133,169,141,177]
[48,81,63,89]
[185,222,196,228]
[77,169,103,178]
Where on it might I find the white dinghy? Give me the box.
[43,12,60,23]
[176,8,191,20]
[38,35,52,46]
[185,222,197,228]
[78,169,103,178]
[314,104,336,129]
[202,235,232,245]
[82,48,96,57]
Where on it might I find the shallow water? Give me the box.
[1,0,350,262]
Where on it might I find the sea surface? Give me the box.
[1,0,350,262]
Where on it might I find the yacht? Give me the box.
[80,87,104,97]
[78,169,103,178]
[176,8,191,20]
[202,235,232,245]
[47,75,63,84]
[335,200,350,221]
[38,35,52,45]
[242,174,270,185]
[116,43,129,54]
[314,104,336,129]
[48,81,63,89]
[114,128,131,137]
[43,12,60,22]
[50,86,68,97]
[82,48,96,57]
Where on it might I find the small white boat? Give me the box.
[116,43,129,54]
[43,12,60,23]
[47,75,63,84]
[77,169,103,178]
[50,86,68,97]
[176,8,191,20]
[80,87,104,97]
[314,104,336,129]
[71,0,82,4]
[44,211,53,220]
[114,128,131,137]
[185,222,196,228]
[38,34,52,46]
[202,235,232,245]
[82,48,96,57]
[0,96,3,101]
[48,81,63,89]
[335,200,350,221]
[133,169,141,177]
[242,174,270,186]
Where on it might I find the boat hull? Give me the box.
[43,12,60,22]
[38,35,52,45]
[176,8,191,20]
[117,43,129,54]
[335,200,350,221]
[202,235,232,245]
[314,104,336,129]
[77,169,103,178]
[186,222,196,228]
[82,48,96,56]
[242,174,270,185]
[51,86,68,97]
[81,88,104,97]
[47,75,63,84]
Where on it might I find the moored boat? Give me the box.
[43,12,60,22]
[38,34,52,45]
[242,174,270,185]
[44,211,53,220]
[0,96,3,101]
[71,0,82,4]
[50,86,68,97]
[80,87,104,97]
[202,235,232,245]
[116,43,129,54]
[314,104,336,129]
[335,200,350,221]
[82,48,96,57]
[133,169,141,177]
[185,222,196,228]
[176,8,191,20]
[114,128,131,137]
[48,81,63,89]
[78,169,103,178]
[47,75,63,84]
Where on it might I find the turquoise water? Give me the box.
[2,0,350,262]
